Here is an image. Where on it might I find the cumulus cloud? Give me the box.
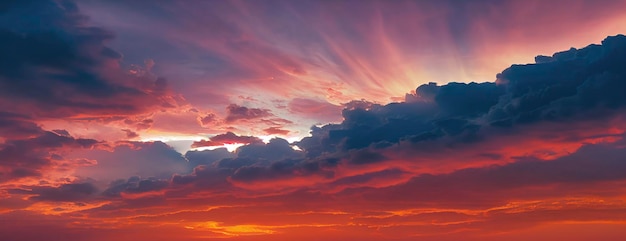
[171,164,232,190]
[488,35,626,125]
[172,138,305,186]
[185,147,235,169]
[235,138,302,161]
[296,35,626,157]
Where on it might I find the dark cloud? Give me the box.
[0,130,100,182]
[171,165,232,190]
[296,100,440,153]
[103,176,169,197]
[235,138,302,161]
[224,104,273,122]
[435,82,505,117]
[0,0,174,118]
[230,158,306,182]
[184,147,235,169]
[173,138,306,185]
[0,112,44,139]
[406,82,439,102]
[191,132,263,148]
[228,155,336,183]
[196,138,304,177]
[346,149,387,165]
[20,182,98,202]
[296,34,626,159]
[488,35,626,125]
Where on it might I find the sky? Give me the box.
[1,0,626,240]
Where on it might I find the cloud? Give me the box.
[434,82,505,117]
[360,136,626,207]
[25,182,98,202]
[0,112,44,139]
[171,138,305,187]
[121,129,139,139]
[171,164,232,190]
[0,129,100,183]
[225,104,273,123]
[103,177,169,197]
[296,100,440,152]
[72,141,188,182]
[124,118,154,130]
[295,35,626,157]
[488,34,626,126]
[191,132,263,148]
[198,113,217,126]
[235,138,302,161]
[263,127,290,135]
[0,0,175,119]
[185,147,235,169]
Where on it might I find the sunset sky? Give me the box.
[2,0,626,240]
